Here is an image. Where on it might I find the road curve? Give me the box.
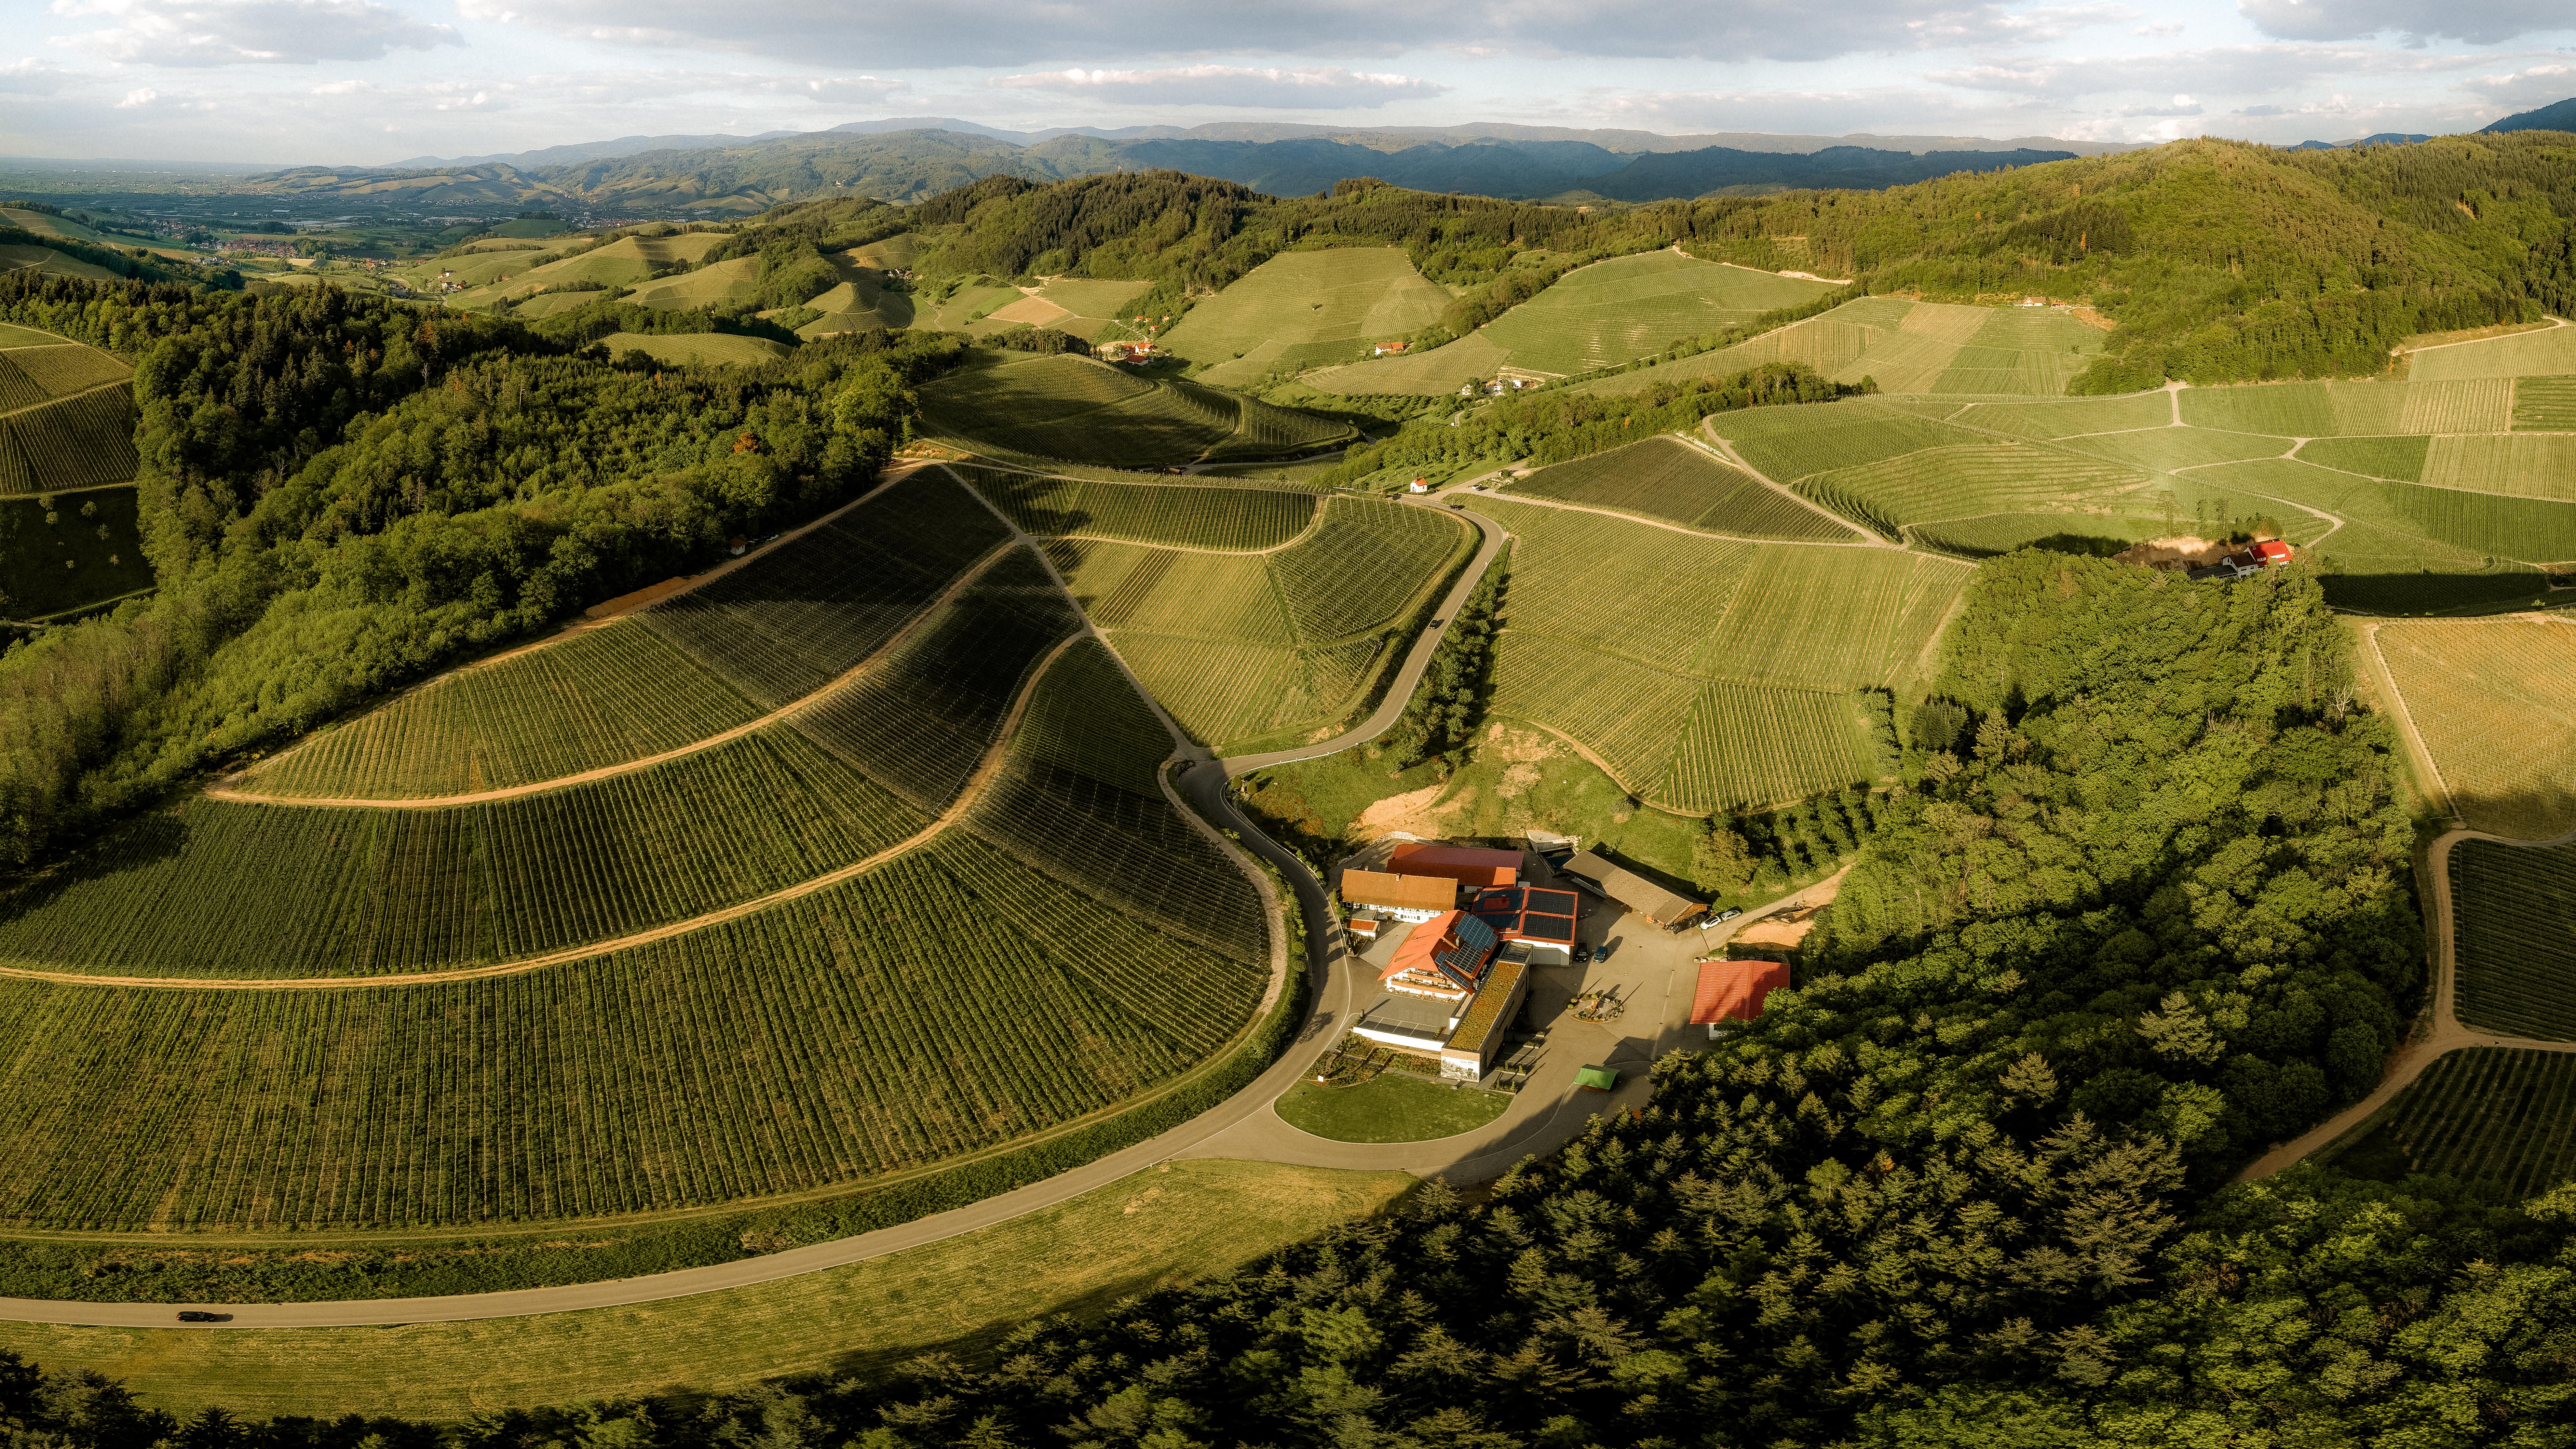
[2237,821,2576,1182]
[0,495,1594,1329]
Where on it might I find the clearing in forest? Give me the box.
[1160,248,1451,389]
[592,331,790,367]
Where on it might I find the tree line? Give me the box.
[0,550,2558,1445]
[0,273,963,870]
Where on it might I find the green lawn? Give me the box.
[1276,1072,1511,1143]
[0,1159,1413,1421]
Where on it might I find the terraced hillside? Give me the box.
[1581,296,2109,399]
[1477,496,1968,814]
[1160,248,1451,389]
[0,486,1276,1231]
[1014,473,1475,752]
[1308,253,1841,395]
[1694,348,2576,609]
[920,352,1357,467]
[0,325,149,621]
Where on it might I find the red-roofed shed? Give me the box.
[1389,843,1521,889]
[2251,540,2292,565]
[1691,958,1790,1036]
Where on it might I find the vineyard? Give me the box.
[2450,839,2576,1041]
[1472,252,1840,378]
[0,343,130,410]
[1580,297,2101,399]
[1952,392,2172,440]
[1792,443,2170,532]
[250,623,764,800]
[921,354,1353,466]
[0,385,139,496]
[2512,376,2576,431]
[2301,435,2430,482]
[789,548,1086,813]
[1042,495,1468,750]
[1711,402,1982,484]
[2331,1048,2576,1199]
[1508,436,1862,541]
[1477,498,1963,811]
[970,471,1319,550]
[641,469,1015,706]
[0,725,931,979]
[2377,619,2576,839]
[0,829,1266,1231]
[592,331,791,368]
[2406,324,2576,381]
[2423,434,2576,500]
[1159,247,1451,389]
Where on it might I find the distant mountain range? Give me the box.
[2287,95,2576,149]
[264,120,2130,217]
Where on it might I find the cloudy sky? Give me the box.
[0,0,2571,164]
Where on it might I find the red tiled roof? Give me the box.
[1382,910,1499,991]
[1390,844,1521,889]
[1691,958,1790,1026]
[1341,870,1458,912]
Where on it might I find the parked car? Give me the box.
[177,1311,219,1323]
[1591,943,1613,964]
[1713,908,1743,923]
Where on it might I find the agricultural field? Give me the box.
[2328,1048,2576,1200]
[625,256,761,311]
[1305,254,1838,395]
[2375,619,2576,839]
[1477,497,1966,813]
[0,245,119,282]
[1506,436,1864,541]
[2449,839,2576,1041]
[970,470,1318,549]
[0,827,1265,1231]
[425,231,734,309]
[2512,376,2576,431]
[2404,322,2576,381]
[2422,434,2576,500]
[1576,297,2104,399]
[0,332,138,500]
[1792,442,2172,544]
[1162,248,1451,389]
[0,485,152,622]
[908,275,1028,332]
[592,331,791,367]
[920,352,1355,467]
[970,277,1154,341]
[1042,494,1470,751]
[247,623,765,800]
[796,269,913,337]
[641,469,1017,707]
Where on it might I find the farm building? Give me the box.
[1340,868,1459,922]
[1559,850,1706,928]
[1440,960,1529,1082]
[1691,957,1791,1038]
[1389,843,1522,889]
[1469,885,1581,964]
[1353,910,1529,1076]
[2191,539,2294,582]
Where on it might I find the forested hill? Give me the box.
[874,131,2574,390]
[0,271,954,868]
[16,553,2547,1445]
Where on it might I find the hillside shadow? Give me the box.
[0,809,187,920]
[2322,571,2564,615]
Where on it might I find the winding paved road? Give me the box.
[0,487,1625,1329]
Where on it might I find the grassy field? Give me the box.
[0,1159,1411,1419]
[595,331,791,367]
[1275,1072,1511,1142]
[2449,839,2576,1041]
[2376,619,2576,838]
[0,245,120,281]
[424,232,732,308]
[1476,254,1838,378]
[1576,297,2104,399]
[1473,498,1964,813]
[1162,248,1451,389]
[2513,376,2576,431]
[921,353,1356,468]
[626,256,762,311]
[0,484,151,621]
[972,470,1318,549]
[1506,436,1864,541]
[2327,1048,2576,1199]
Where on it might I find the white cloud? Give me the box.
[112,84,217,108]
[452,0,2136,69]
[751,75,909,104]
[310,77,370,94]
[115,86,157,106]
[2238,0,2575,45]
[2120,92,2204,115]
[2135,20,2184,35]
[50,0,462,67]
[992,65,1447,109]
[0,59,76,95]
